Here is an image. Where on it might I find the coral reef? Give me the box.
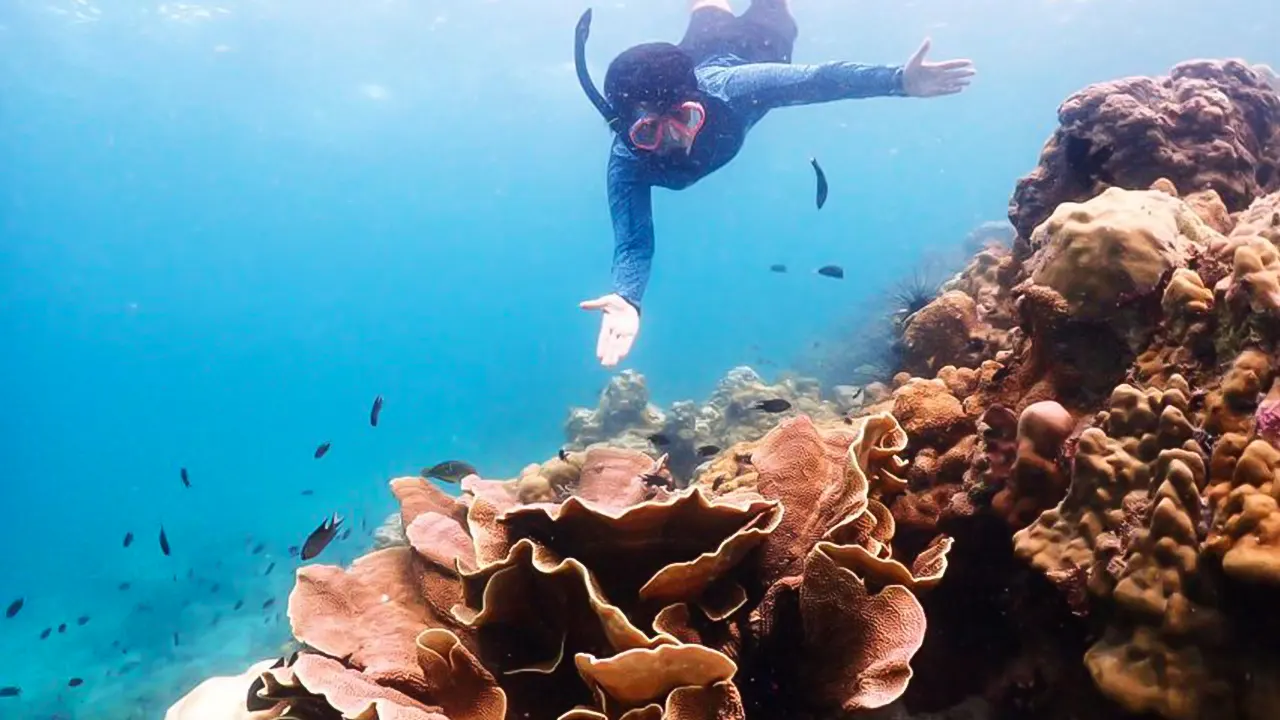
[169,57,1280,720]
[565,367,847,480]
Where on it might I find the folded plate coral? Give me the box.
[170,415,951,720]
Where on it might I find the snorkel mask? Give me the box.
[576,9,706,152]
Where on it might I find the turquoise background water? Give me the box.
[0,0,1271,715]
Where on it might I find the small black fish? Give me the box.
[5,598,22,619]
[67,678,83,688]
[210,613,221,627]
[262,598,276,610]
[39,628,51,640]
[339,528,351,541]
[210,583,220,593]
[58,623,66,633]
[187,568,194,579]
[300,490,314,496]
[696,444,722,457]
[647,433,671,447]
[234,600,245,611]
[301,513,343,561]
[264,563,275,576]
[557,448,569,462]
[314,442,331,460]
[769,264,787,273]
[816,264,844,279]
[370,395,384,427]
[173,632,180,646]
[180,467,190,488]
[0,687,19,698]
[251,542,265,555]
[123,532,134,548]
[287,546,299,558]
[159,527,171,556]
[117,582,131,591]
[76,615,89,626]
[420,460,478,483]
[752,398,793,413]
[810,157,829,209]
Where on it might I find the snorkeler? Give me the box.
[575,0,976,367]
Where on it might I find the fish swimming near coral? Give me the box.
[287,545,299,558]
[301,513,343,560]
[769,264,787,273]
[263,563,275,576]
[314,442,331,459]
[810,157,828,209]
[752,398,793,413]
[420,460,478,483]
[370,395,384,427]
[696,444,722,457]
[558,448,569,461]
[180,467,190,488]
[647,433,671,447]
[159,527,171,556]
[122,532,133,548]
[0,687,19,698]
[76,615,89,626]
[5,598,22,619]
[262,599,276,610]
[67,678,83,688]
[638,453,672,488]
[816,264,844,279]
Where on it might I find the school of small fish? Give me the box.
[0,394,452,703]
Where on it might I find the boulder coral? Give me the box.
[1008,59,1280,240]
[170,415,951,720]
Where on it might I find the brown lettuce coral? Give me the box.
[171,413,951,720]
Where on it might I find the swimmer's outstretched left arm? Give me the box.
[718,38,974,109]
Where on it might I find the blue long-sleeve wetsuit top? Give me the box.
[607,57,907,309]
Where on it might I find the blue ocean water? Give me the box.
[0,0,1271,716]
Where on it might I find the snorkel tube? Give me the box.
[575,9,623,132]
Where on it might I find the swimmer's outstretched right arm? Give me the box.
[580,150,650,367]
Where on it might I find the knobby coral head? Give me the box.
[168,414,953,720]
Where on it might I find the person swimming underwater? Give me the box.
[575,0,976,367]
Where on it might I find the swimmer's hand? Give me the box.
[902,38,975,98]
[580,293,640,368]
